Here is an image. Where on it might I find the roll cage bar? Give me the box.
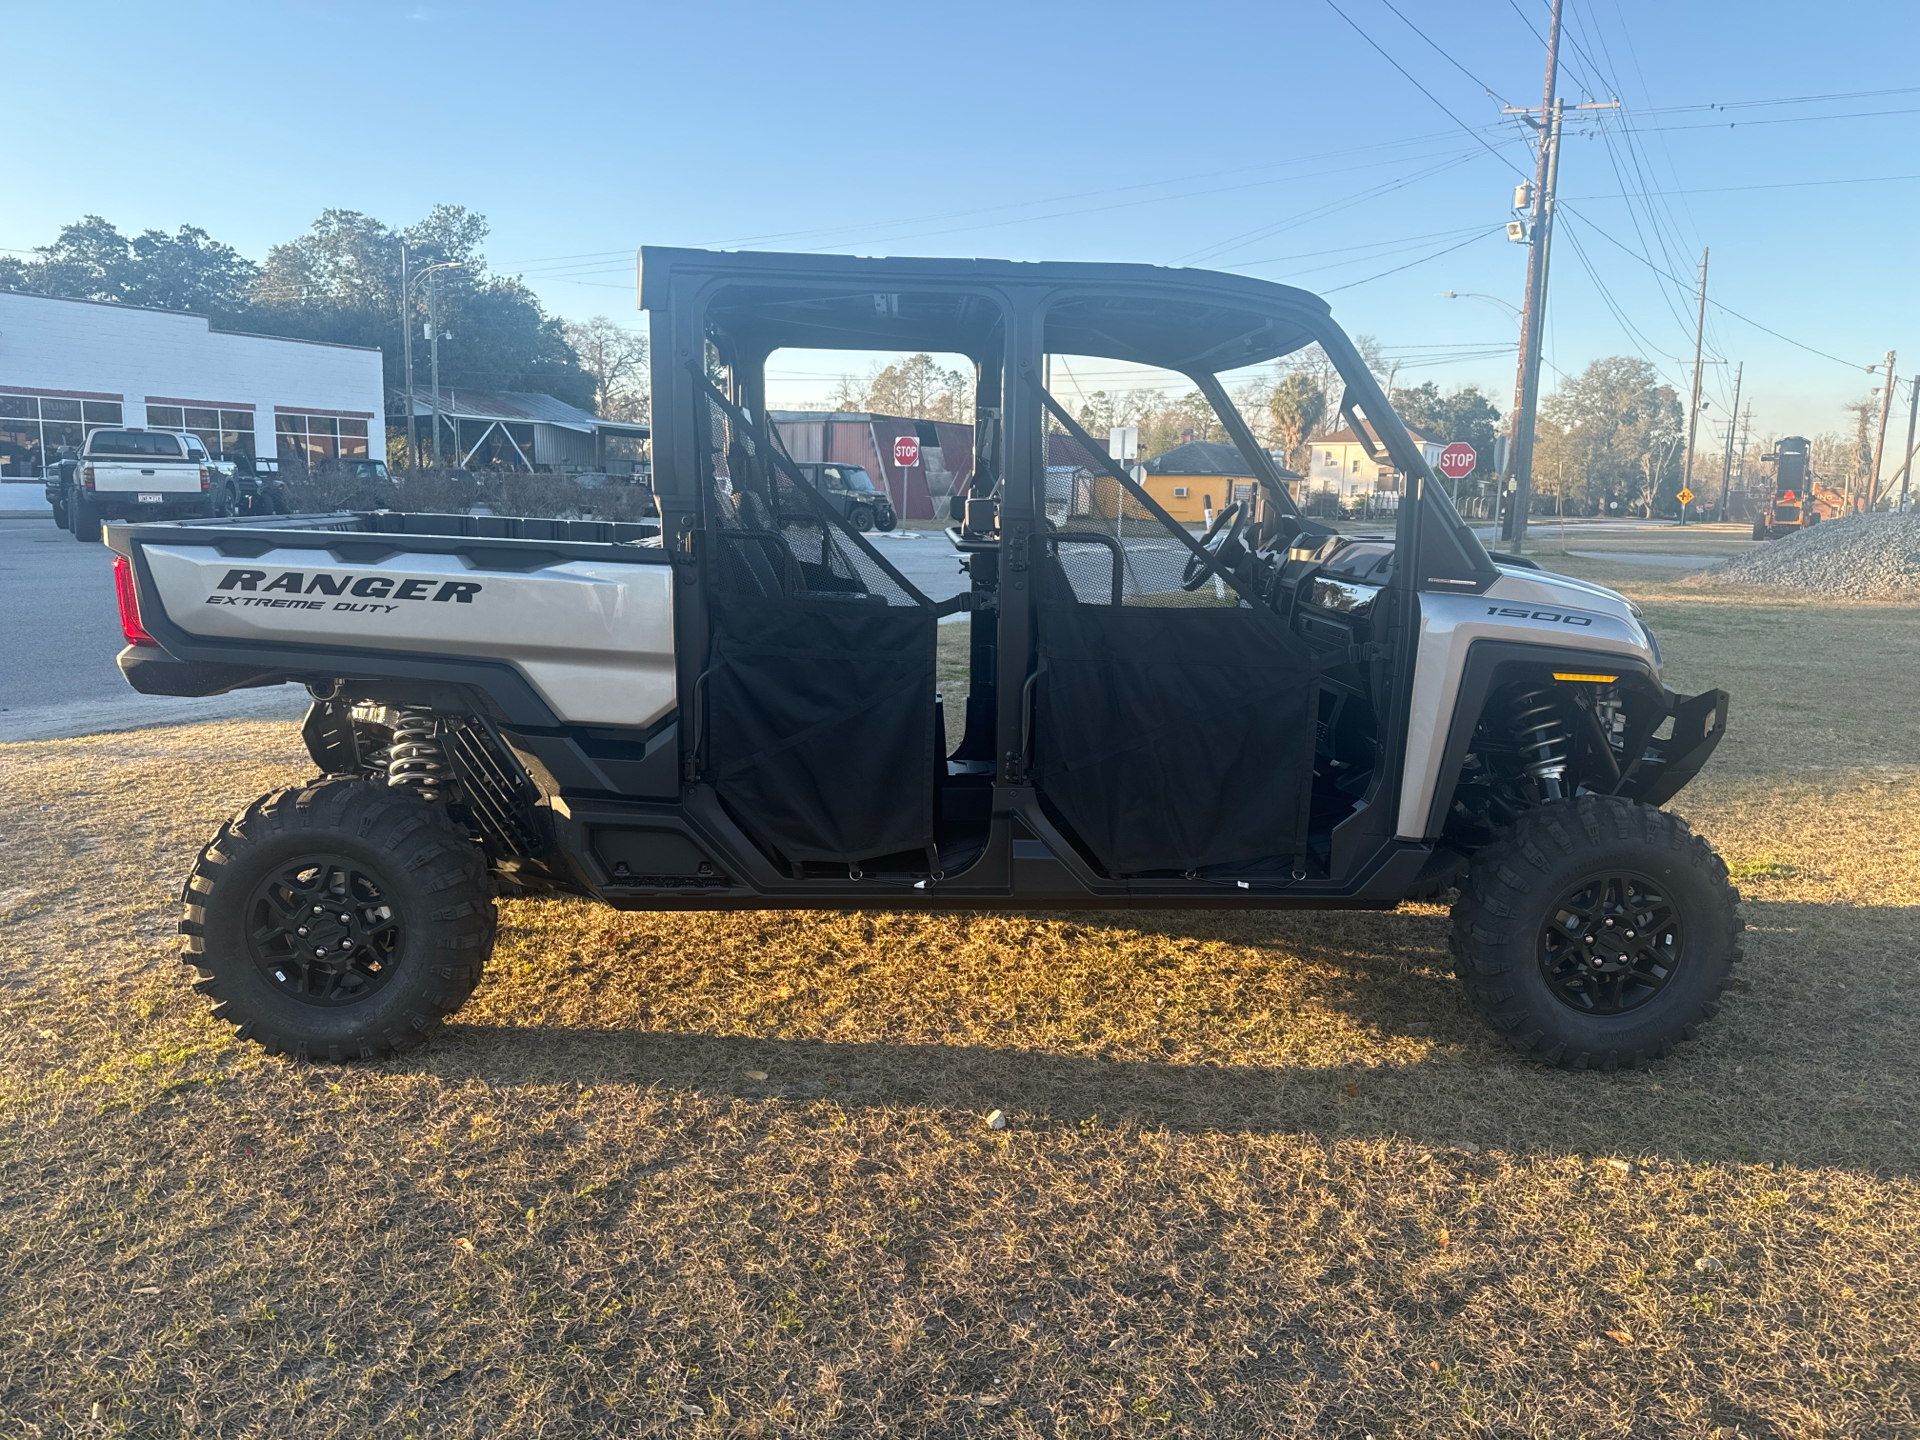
[639,245,1497,594]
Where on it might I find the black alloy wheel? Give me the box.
[182,779,495,1061]
[1450,794,1741,1070]
[245,855,405,1006]
[848,503,875,532]
[1539,870,1682,1016]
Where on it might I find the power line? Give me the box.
[1611,106,1920,134]
[1566,171,1920,200]
[1321,0,1529,178]
[1372,0,1515,107]
[1321,227,1506,293]
[1172,149,1493,265]
[1557,205,1868,371]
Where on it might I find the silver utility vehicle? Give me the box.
[108,249,1737,1070]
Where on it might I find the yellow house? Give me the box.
[1132,440,1298,524]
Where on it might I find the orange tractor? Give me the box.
[1752,436,1846,539]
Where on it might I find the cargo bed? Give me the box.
[109,510,672,730]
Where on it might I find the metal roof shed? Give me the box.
[402,388,649,471]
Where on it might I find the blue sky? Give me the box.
[8,0,1918,440]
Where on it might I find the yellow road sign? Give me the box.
[1675,487,1694,506]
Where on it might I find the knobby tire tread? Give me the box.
[180,779,495,1062]
[1448,794,1743,1071]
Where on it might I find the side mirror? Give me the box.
[947,493,966,522]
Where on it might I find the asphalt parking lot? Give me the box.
[0,518,308,742]
[0,514,1726,743]
[0,520,978,743]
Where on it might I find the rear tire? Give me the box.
[1751,520,1767,540]
[70,494,101,542]
[1450,795,1740,1070]
[849,503,875,532]
[50,498,70,531]
[180,780,495,1061]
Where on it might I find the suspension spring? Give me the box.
[1509,685,1571,801]
[384,708,454,802]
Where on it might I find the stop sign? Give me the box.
[1436,441,1477,480]
[893,436,920,468]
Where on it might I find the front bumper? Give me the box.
[1616,688,1729,808]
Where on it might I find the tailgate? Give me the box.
[92,460,203,494]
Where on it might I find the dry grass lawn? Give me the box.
[2,552,1918,1437]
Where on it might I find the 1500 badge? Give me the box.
[209,567,483,611]
[1486,605,1593,626]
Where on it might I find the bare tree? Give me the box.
[829,354,972,420]
[562,317,650,422]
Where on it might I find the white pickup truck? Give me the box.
[67,427,217,542]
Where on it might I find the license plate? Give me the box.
[137,492,163,504]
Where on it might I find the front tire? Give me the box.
[1450,795,1741,1070]
[180,780,495,1061]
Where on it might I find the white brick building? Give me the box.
[1,291,384,511]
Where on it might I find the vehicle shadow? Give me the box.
[415,897,1920,1177]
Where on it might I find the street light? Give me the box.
[399,246,464,467]
[1439,290,1521,322]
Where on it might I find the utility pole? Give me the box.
[1867,349,1896,510]
[1494,0,1618,554]
[1498,0,1562,555]
[1680,248,1709,527]
[428,276,444,467]
[1903,377,1918,510]
[400,243,416,467]
[1715,360,1742,520]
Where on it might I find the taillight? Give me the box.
[113,554,158,647]
[82,464,96,489]
[200,466,211,490]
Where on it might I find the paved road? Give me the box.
[0,520,976,742]
[0,518,307,742]
[2,517,1733,742]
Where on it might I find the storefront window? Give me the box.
[149,403,256,458]
[275,411,365,465]
[0,393,123,477]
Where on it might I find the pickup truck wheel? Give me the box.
[1449,795,1740,1070]
[180,780,495,1062]
[69,494,101,542]
[50,498,70,531]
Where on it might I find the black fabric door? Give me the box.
[706,589,937,865]
[1032,583,1320,876]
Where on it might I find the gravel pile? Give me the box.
[1690,512,1920,600]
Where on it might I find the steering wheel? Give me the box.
[1181,503,1247,591]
